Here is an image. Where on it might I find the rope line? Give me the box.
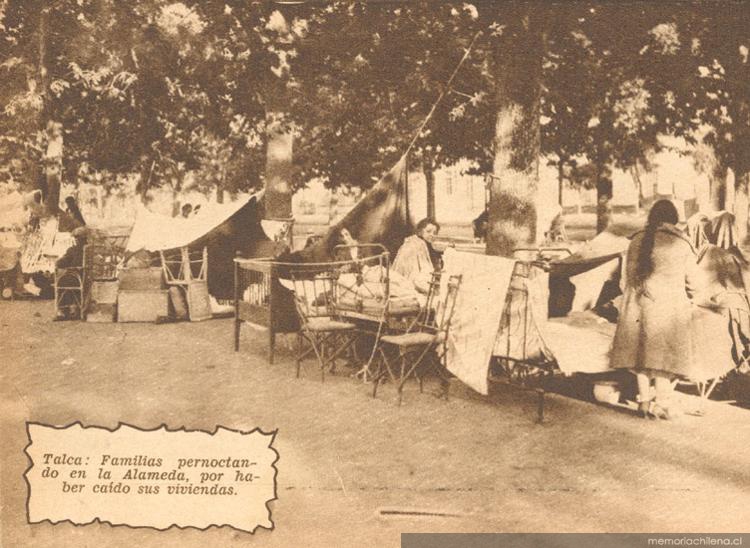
[404,30,483,157]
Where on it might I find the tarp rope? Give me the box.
[398,30,482,222]
[403,30,483,158]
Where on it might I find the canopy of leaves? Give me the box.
[2,1,748,200]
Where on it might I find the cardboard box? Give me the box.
[119,267,163,290]
[117,289,168,322]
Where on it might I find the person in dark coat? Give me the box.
[472,209,488,242]
[56,227,87,269]
[54,227,87,320]
[64,196,86,227]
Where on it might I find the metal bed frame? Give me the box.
[233,247,394,366]
[233,256,299,364]
[488,249,570,422]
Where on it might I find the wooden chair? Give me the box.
[290,269,359,381]
[160,246,210,321]
[373,272,462,404]
[54,265,85,320]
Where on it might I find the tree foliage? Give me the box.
[2,1,749,232]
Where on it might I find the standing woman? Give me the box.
[610,200,699,419]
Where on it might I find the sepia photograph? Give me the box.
[1,1,749,547]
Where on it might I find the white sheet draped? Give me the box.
[442,249,516,395]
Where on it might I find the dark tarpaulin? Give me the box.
[549,251,624,278]
[548,232,629,318]
[287,156,413,263]
[192,197,280,300]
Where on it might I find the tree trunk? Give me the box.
[709,165,726,211]
[424,159,436,220]
[94,186,102,219]
[138,159,156,205]
[630,163,644,213]
[734,171,750,244]
[170,180,181,217]
[725,167,736,214]
[264,113,293,221]
[487,107,540,256]
[596,164,613,234]
[38,5,62,215]
[557,161,565,208]
[486,18,543,257]
[44,121,63,215]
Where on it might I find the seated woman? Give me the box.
[686,212,711,251]
[392,218,442,294]
[693,212,750,372]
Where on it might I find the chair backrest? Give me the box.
[410,271,461,335]
[332,244,390,291]
[423,270,443,322]
[55,266,85,287]
[85,243,123,281]
[435,274,462,336]
[406,271,440,332]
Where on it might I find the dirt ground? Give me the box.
[1,300,749,548]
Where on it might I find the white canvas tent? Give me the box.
[126,191,264,253]
[124,191,273,300]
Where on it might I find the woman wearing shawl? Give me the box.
[691,212,750,373]
[686,213,711,251]
[610,200,701,419]
[392,218,442,294]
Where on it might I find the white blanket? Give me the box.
[542,320,613,374]
[442,249,516,395]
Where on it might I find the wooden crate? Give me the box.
[187,280,211,322]
[117,290,168,322]
[169,286,189,320]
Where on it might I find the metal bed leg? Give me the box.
[536,388,545,424]
[234,318,240,351]
[321,337,326,383]
[296,332,303,378]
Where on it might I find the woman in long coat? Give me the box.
[610,200,700,419]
